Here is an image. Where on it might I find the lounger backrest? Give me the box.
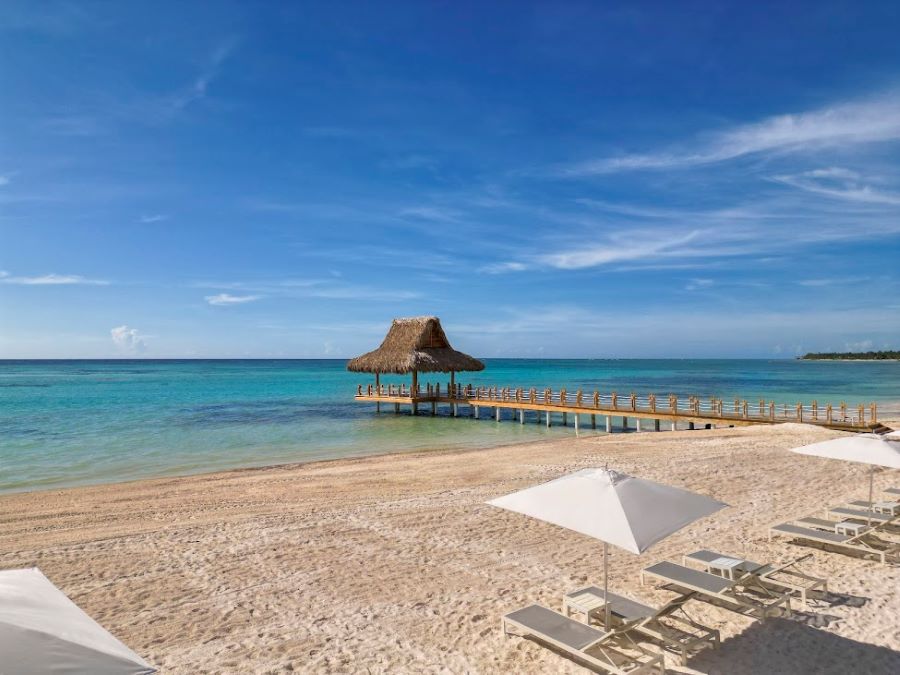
[772,523,850,544]
[797,517,842,530]
[685,549,762,572]
[644,561,733,594]
[886,488,900,496]
[505,604,607,651]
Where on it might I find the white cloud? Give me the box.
[685,278,715,291]
[771,168,900,205]
[561,93,900,175]
[205,293,262,306]
[479,261,528,274]
[539,230,703,270]
[0,175,10,186]
[0,273,109,285]
[110,325,147,354]
[139,213,168,224]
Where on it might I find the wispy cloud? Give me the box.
[770,167,900,205]
[560,93,900,175]
[110,325,147,354]
[538,229,703,270]
[0,272,109,285]
[479,261,528,274]
[0,174,10,186]
[138,213,168,224]
[205,293,261,306]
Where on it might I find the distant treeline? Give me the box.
[800,351,900,360]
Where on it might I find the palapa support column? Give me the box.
[411,370,418,416]
[375,373,381,413]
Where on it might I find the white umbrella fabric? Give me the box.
[0,567,156,674]
[791,433,900,506]
[487,467,727,627]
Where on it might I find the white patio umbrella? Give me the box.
[487,467,726,627]
[791,432,900,507]
[0,567,156,674]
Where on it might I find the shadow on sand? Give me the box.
[688,618,900,674]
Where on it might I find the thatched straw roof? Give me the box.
[347,316,485,374]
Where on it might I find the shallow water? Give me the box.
[1,359,898,493]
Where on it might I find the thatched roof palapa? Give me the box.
[347,316,485,374]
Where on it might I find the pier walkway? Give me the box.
[354,383,882,433]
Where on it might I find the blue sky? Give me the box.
[2,1,900,358]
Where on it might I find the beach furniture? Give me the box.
[791,434,900,512]
[640,561,791,618]
[0,567,156,674]
[681,549,826,608]
[885,487,900,497]
[826,505,898,526]
[564,587,719,666]
[768,522,900,565]
[846,499,900,516]
[488,467,725,629]
[502,603,666,674]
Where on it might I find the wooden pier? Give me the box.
[347,316,885,435]
[355,382,881,433]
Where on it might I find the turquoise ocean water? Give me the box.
[1,359,898,494]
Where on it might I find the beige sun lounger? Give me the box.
[827,506,898,525]
[885,487,900,497]
[564,587,718,666]
[682,549,826,608]
[640,561,790,619]
[769,522,900,565]
[502,604,665,674]
[847,500,900,516]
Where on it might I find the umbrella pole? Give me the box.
[869,467,875,526]
[603,541,610,630]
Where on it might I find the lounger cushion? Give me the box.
[643,561,733,594]
[505,604,606,651]
[566,587,654,622]
[772,523,850,543]
[886,488,900,496]
[796,517,842,531]
[829,507,892,522]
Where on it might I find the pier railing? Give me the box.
[355,382,878,429]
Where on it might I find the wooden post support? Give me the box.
[688,421,695,430]
[871,402,878,424]
[474,405,480,419]
[562,412,568,426]
[635,418,642,432]
[671,421,677,431]
[495,407,500,422]
[452,403,458,417]
[431,401,436,416]
[622,416,628,431]
[394,402,400,414]
[574,414,580,436]
[605,416,612,433]
[546,411,551,428]
[591,414,596,429]
[593,391,600,408]
[654,419,660,432]
[519,409,525,424]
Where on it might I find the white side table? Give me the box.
[872,501,900,516]
[706,556,745,580]
[835,520,866,536]
[563,589,608,625]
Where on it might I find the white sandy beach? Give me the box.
[1,423,899,674]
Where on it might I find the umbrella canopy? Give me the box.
[0,567,155,675]
[791,433,900,470]
[791,433,900,506]
[488,468,727,554]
